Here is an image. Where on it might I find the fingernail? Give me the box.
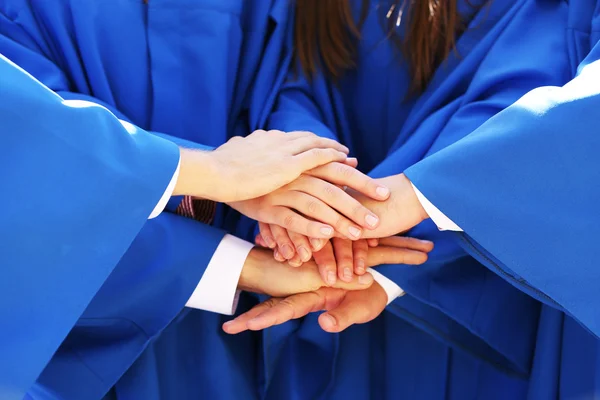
[356,259,365,274]
[358,273,373,285]
[320,226,333,237]
[289,260,302,267]
[274,249,283,261]
[376,186,390,198]
[343,267,352,281]
[310,238,323,250]
[365,214,379,228]
[327,271,336,286]
[321,314,337,330]
[298,247,311,262]
[348,226,361,238]
[223,320,233,327]
[281,244,294,259]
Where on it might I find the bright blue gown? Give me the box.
[0,54,178,399]
[262,0,600,398]
[0,1,293,399]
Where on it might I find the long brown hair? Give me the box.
[294,0,470,94]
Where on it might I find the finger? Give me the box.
[343,157,358,168]
[333,238,354,283]
[309,238,327,251]
[294,147,349,174]
[312,241,337,286]
[287,176,379,231]
[289,231,312,263]
[273,247,286,262]
[246,288,347,331]
[255,234,268,248]
[378,236,434,252]
[352,239,369,275]
[331,271,374,290]
[222,298,282,334]
[318,284,387,333]
[367,238,379,247]
[277,191,363,240]
[268,206,335,239]
[270,224,295,260]
[258,222,277,249]
[366,246,430,267]
[286,132,350,154]
[309,162,390,201]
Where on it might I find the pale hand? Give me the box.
[349,174,429,239]
[229,161,390,239]
[174,130,350,202]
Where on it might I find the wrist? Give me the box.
[400,174,429,223]
[173,148,221,200]
[380,173,428,235]
[237,247,266,293]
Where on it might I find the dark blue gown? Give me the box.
[0,1,293,399]
[261,0,600,398]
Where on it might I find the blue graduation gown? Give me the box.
[263,0,594,398]
[0,1,292,398]
[405,3,600,397]
[0,55,179,399]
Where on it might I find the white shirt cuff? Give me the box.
[185,234,253,315]
[411,183,463,232]
[368,268,405,305]
[148,159,180,219]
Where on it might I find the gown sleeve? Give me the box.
[0,53,179,398]
[0,10,231,399]
[405,40,600,339]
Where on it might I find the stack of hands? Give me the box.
[176,130,432,334]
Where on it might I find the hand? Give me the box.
[255,224,378,267]
[229,162,390,239]
[236,247,374,298]
[348,174,429,238]
[174,130,351,202]
[313,236,433,285]
[223,282,388,334]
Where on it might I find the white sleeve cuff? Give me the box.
[148,159,180,219]
[185,234,253,315]
[411,183,463,232]
[368,268,405,305]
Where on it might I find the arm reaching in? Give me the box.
[223,240,433,334]
[174,130,351,202]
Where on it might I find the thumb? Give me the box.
[318,284,387,332]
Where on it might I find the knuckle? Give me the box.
[282,214,296,229]
[265,298,279,308]
[352,203,367,218]
[278,299,298,319]
[309,147,324,158]
[333,217,347,232]
[323,183,337,198]
[338,256,354,266]
[306,199,319,215]
[336,163,354,179]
